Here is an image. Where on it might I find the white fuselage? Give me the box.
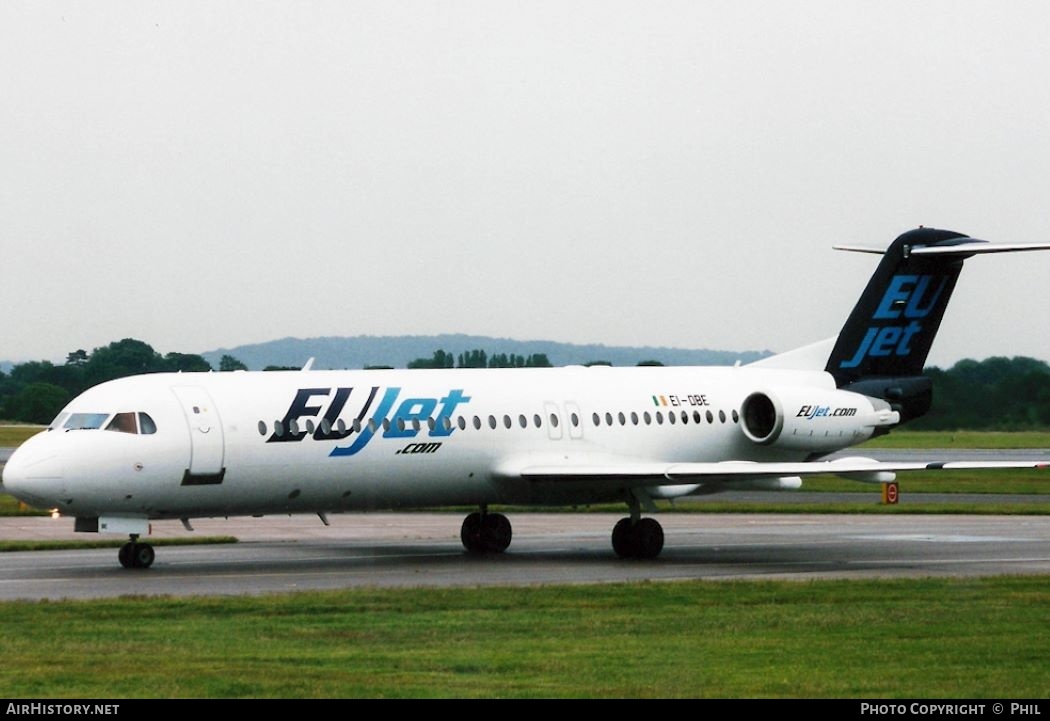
[2,365,887,521]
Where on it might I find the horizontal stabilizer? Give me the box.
[834,240,1050,257]
[908,241,1050,257]
[833,245,887,255]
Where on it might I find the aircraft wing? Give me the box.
[517,458,1050,485]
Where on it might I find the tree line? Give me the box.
[2,339,1050,430]
[0,339,248,424]
[406,349,554,369]
[910,356,1050,430]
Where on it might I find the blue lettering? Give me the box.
[873,275,916,319]
[904,275,947,319]
[842,272,944,369]
[266,386,472,455]
[385,398,438,438]
[840,327,878,368]
[898,320,922,354]
[330,387,402,456]
[869,326,903,356]
[872,274,947,321]
[840,321,924,368]
[430,389,472,437]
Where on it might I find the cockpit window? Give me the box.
[49,412,70,430]
[106,413,138,434]
[101,412,159,435]
[64,413,110,430]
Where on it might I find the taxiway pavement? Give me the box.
[0,512,1048,600]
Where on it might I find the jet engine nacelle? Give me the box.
[739,387,899,451]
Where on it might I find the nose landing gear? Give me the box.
[118,534,155,569]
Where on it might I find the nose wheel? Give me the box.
[118,535,155,569]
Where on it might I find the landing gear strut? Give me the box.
[118,534,155,569]
[611,497,664,559]
[461,507,512,553]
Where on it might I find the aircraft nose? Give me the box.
[1,447,25,491]
[1,445,63,508]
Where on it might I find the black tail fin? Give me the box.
[827,227,972,387]
[824,227,1050,422]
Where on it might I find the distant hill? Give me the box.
[0,361,12,374]
[202,334,772,371]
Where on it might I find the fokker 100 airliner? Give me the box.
[4,227,1050,569]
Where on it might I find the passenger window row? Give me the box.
[259,406,738,437]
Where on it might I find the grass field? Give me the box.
[0,576,1044,698]
[662,500,1050,514]
[481,499,1050,515]
[862,430,1050,449]
[0,424,43,446]
[803,468,1050,495]
[0,494,47,516]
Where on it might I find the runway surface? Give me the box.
[1,512,1048,601]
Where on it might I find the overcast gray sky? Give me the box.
[2,1,1049,367]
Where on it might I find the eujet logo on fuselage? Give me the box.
[266,386,471,456]
[839,273,948,369]
[797,405,857,419]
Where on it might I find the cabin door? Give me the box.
[172,386,226,482]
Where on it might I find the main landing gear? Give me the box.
[117,534,155,569]
[611,498,665,559]
[460,507,513,554]
[611,518,664,559]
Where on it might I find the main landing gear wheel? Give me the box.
[611,517,664,559]
[461,511,512,553]
[118,535,155,569]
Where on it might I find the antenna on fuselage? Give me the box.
[301,357,315,371]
